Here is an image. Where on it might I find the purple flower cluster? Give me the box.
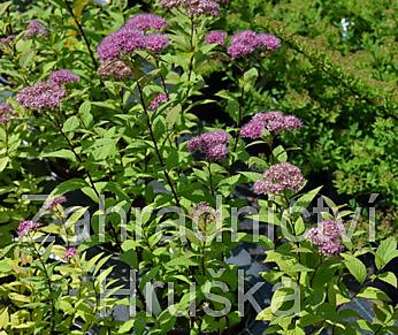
[17,220,40,237]
[253,162,305,195]
[97,14,169,62]
[187,130,230,161]
[98,60,133,80]
[145,34,169,53]
[149,93,168,110]
[160,0,221,16]
[205,30,227,46]
[16,81,66,111]
[97,27,146,61]
[64,246,77,260]
[125,14,167,31]
[49,69,80,85]
[240,111,302,139]
[306,220,345,256]
[44,196,66,211]
[227,30,280,59]
[256,33,281,50]
[0,103,13,124]
[25,20,48,38]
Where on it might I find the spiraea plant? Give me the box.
[0,0,397,334]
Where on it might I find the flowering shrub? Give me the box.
[226,0,398,208]
[0,1,397,334]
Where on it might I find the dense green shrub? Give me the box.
[219,0,398,207]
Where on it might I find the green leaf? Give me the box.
[50,178,87,196]
[90,138,118,161]
[118,320,134,333]
[62,116,80,132]
[375,237,398,270]
[290,186,322,215]
[41,149,76,161]
[272,145,288,162]
[0,157,9,172]
[79,101,93,127]
[242,67,258,90]
[0,259,11,273]
[0,307,9,329]
[166,104,181,127]
[342,254,367,284]
[357,287,390,302]
[378,272,397,287]
[65,206,89,228]
[294,217,305,235]
[239,171,263,182]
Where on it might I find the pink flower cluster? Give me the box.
[205,30,227,46]
[240,111,302,139]
[306,220,345,256]
[98,60,133,80]
[145,34,170,53]
[25,20,48,38]
[17,220,40,237]
[160,0,222,16]
[0,103,13,124]
[64,246,77,260]
[44,196,66,211]
[17,81,66,111]
[97,14,169,62]
[49,69,80,85]
[149,93,168,110]
[187,130,230,161]
[125,14,167,31]
[227,30,280,59]
[17,69,79,111]
[253,162,305,195]
[97,28,146,61]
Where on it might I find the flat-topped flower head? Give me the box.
[0,103,13,124]
[125,14,167,31]
[227,30,258,59]
[306,220,345,256]
[17,220,40,237]
[253,162,305,195]
[187,130,230,161]
[64,246,77,260]
[44,196,66,211]
[256,33,281,51]
[98,59,133,80]
[97,27,145,61]
[240,111,302,139]
[205,31,227,46]
[16,81,66,111]
[228,30,281,59]
[149,93,168,110]
[49,69,80,85]
[145,34,169,53]
[160,0,220,16]
[25,20,48,38]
